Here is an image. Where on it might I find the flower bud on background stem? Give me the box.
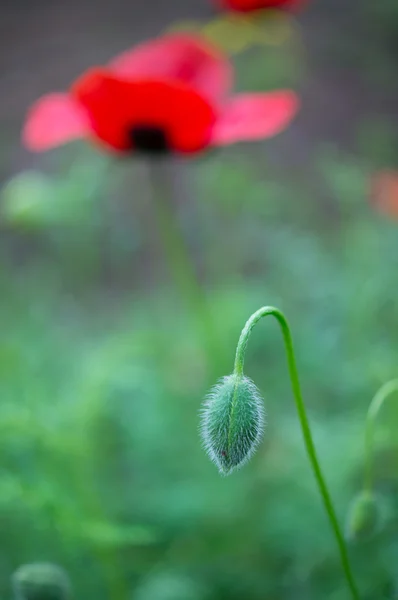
[345,490,381,542]
[12,563,72,600]
[200,306,360,600]
[344,379,398,544]
[364,378,398,492]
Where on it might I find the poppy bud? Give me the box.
[12,563,72,600]
[345,490,382,542]
[200,374,265,475]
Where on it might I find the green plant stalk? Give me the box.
[364,378,398,492]
[234,306,360,600]
[147,158,219,368]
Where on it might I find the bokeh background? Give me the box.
[1,0,398,598]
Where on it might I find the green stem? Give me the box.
[364,378,398,492]
[146,158,219,367]
[234,306,360,600]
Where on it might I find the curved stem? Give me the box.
[364,378,398,492]
[234,306,360,600]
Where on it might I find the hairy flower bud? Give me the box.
[345,490,381,542]
[200,374,265,475]
[12,563,72,600]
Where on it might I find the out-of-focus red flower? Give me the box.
[23,34,299,156]
[215,0,304,13]
[370,170,398,219]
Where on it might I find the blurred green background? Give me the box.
[1,0,398,598]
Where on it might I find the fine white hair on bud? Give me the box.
[200,373,265,475]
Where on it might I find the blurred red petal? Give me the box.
[371,171,398,218]
[22,93,89,151]
[72,70,216,154]
[216,0,304,11]
[212,91,299,145]
[110,34,232,104]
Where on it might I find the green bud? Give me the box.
[345,490,381,542]
[12,563,72,600]
[200,374,265,475]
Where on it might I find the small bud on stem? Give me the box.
[201,374,265,474]
[345,490,382,542]
[344,379,398,546]
[364,379,398,492]
[200,306,360,600]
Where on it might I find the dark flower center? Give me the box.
[128,125,169,154]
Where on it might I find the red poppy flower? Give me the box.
[23,34,299,156]
[215,0,304,12]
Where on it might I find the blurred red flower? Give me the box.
[23,34,299,156]
[215,0,304,12]
[370,170,398,219]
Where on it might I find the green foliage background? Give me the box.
[1,0,398,598]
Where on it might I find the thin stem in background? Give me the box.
[145,158,220,372]
[234,306,360,600]
[364,378,398,492]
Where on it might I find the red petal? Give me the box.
[370,171,398,218]
[22,93,89,151]
[72,70,216,154]
[211,91,299,145]
[216,0,305,11]
[109,34,232,104]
